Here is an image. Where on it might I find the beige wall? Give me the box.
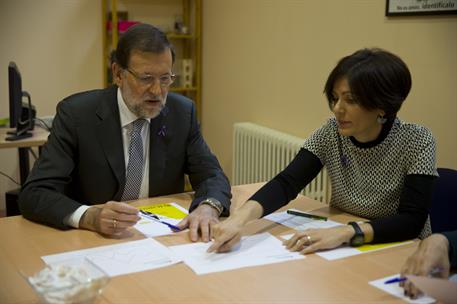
[0,0,103,210]
[0,0,456,211]
[202,0,457,182]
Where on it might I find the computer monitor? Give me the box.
[6,62,34,141]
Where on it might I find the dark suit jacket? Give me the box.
[18,86,231,229]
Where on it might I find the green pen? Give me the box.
[286,209,328,221]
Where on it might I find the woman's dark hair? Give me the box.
[112,23,175,68]
[324,48,411,119]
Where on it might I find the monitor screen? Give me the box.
[8,62,22,128]
[6,62,34,141]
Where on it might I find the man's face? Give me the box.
[113,49,174,119]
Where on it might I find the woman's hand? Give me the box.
[283,225,355,254]
[207,216,245,253]
[207,200,264,253]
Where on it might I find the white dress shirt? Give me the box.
[64,88,150,228]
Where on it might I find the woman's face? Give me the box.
[331,77,385,143]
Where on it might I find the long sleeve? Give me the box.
[249,148,323,216]
[19,87,125,229]
[369,174,436,243]
[185,102,232,216]
[19,98,84,229]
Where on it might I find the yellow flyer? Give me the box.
[139,203,188,219]
[357,241,409,252]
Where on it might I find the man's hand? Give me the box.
[177,204,219,242]
[400,234,450,299]
[79,201,140,237]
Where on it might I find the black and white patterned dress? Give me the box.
[302,117,438,238]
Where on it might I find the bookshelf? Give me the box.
[102,0,202,119]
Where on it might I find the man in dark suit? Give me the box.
[18,23,231,241]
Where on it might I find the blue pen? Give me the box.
[139,210,181,231]
[384,277,407,284]
[384,268,443,285]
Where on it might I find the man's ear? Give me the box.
[112,62,122,86]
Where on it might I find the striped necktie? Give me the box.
[121,119,146,201]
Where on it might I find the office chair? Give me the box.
[430,168,457,233]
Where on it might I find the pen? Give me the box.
[384,268,443,285]
[286,209,328,221]
[384,277,407,284]
[139,210,182,231]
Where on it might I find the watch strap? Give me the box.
[199,198,223,216]
[348,221,364,247]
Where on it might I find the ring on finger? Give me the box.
[113,219,117,229]
[305,234,312,245]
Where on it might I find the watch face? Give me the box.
[351,235,364,247]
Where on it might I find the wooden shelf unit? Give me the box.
[102,0,202,119]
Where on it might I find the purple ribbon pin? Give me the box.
[158,125,166,137]
[341,155,349,166]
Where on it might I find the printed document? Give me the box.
[280,233,412,260]
[134,202,188,237]
[264,211,342,230]
[170,232,304,275]
[42,238,181,277]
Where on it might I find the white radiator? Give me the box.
[233,122,329,203]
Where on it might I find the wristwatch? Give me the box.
[348,221,364,247]
[199,198,223,216]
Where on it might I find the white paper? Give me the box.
[280,234,413,261]
[406,275,457,304]
[169,232,304,275]
[316,246,363,260]
[134,202,188,237]
[369,274,435,304]
[264,211,342,230]
[42,238,181,277]
[318,241,414,260]
[134,216,181,237]
[280,233,360,260]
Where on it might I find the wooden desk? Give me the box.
[1,127,49,215]
[0,184,417,303]
[0,127,49,149]
[0,127,49,184]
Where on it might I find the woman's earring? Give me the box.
[377,114,387,124]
